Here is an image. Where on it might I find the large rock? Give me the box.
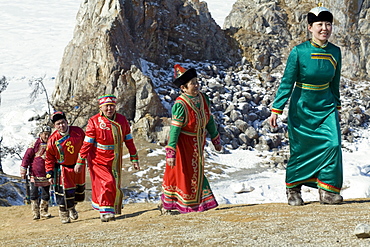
[224,0,370,80]
[52,0,240,126]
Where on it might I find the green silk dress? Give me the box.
[271,40,343,194]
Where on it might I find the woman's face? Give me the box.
[308,21,332,45]
[181,78,199,96]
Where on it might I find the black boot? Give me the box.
[286,186,304,206]
[319,188,343,204]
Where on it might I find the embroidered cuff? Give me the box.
[211,134,221,146]
[76,155,86,166]
[130,153,139,162]
[165,146,176,159]
[271,108,283,115]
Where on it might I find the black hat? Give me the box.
[51,111,67,123]
[307,6,333,24]
[173,64,197,88]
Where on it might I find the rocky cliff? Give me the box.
[52,0,370,150]
[53,0,240,127]
[224,0,370,80]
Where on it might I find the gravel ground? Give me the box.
[2,199,370,246]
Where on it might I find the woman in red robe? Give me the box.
[161,64,222,214]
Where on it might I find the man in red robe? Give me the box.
[45,111,85,224]
[75,94,140,222]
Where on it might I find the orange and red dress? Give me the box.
[162,92,220,213]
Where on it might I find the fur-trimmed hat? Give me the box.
[173,64,197,88]
[98,94,117,106]
[40,125,51,133]
[307,6,333,24]
[51,111,67,124]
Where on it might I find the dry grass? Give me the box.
[1,199,370,246]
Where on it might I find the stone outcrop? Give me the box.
[51,0,370,155]
[52,0,240,127]
[224,0,370,80]
[0,174,26,206]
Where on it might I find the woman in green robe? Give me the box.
[269,5,343,205]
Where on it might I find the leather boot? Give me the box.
[319,188,343,204]
[100,213,115,222]
[69,204,78,220]
[31,200,40,220]
[40,200,51,218]
[59,207,71,224]
[157,200,176,215]
[286,186,304,206]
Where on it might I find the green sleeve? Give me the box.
[331,47,342,110]
[271,46,299,114]
[202,93,219,138]
[167,101,186,150]
[206,115,219,139]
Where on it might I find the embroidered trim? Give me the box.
[96,143,115,150]
[211,134,221,146]
[271,108,283,115]
[165,146,176,159]
[84,136,95,143]
[311,53,337,68]
[98,116,110,130]
[286,178,341,193]
[295,82,330,91]
[310,39,328,48]
[124,133,133,141]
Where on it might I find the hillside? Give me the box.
[1,199,370,246]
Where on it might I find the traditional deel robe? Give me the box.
[77,112,138,215]
[162,92,220,213]
[271,40,343,193]
[21,138,49,187]
[45,126,86,209]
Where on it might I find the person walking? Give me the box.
[160,64,222,214]
[75,94,140,222]
[20,125,52,220]
[269,5,343,205]
[45,111,86,223]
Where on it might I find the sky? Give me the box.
[1,0,370,206]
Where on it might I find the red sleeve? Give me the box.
[45,137,57,173]
[122,117,138,162]
[21,142,36,170]
[77,118,95,165]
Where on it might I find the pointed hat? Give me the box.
[173,64,197,88]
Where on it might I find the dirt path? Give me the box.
[1,199,370,246]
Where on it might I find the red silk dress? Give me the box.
[162,92,219,213]
[77,112,138,215]
[45,126,86,209]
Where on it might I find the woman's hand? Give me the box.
[269,113,278,128]
[133,162,140,170]
[214,144,222,151]
[166,158,176,168]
